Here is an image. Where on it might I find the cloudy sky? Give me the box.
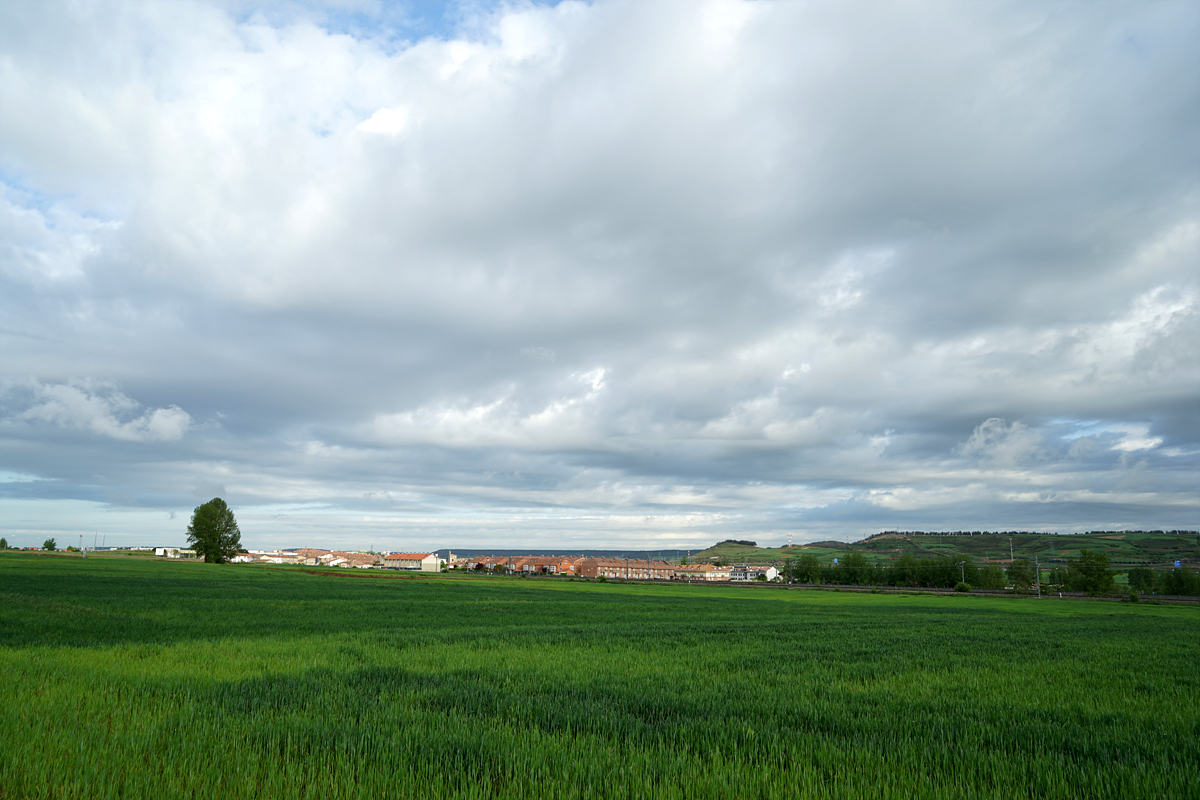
[1,0,1197,551]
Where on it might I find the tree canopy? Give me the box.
[1066,549,1116,594]
[186,498,242,564]
[1007,558,1035,591]
[1126,565,1199,596]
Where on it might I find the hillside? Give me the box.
[689,539,852,565]
[853,531,1199,566]
[686,540,762,563]
[690,531,1199,567]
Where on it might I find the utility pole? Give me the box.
[1035,555,1041,598]
[1009,536,1014,564]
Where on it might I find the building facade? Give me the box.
[576,558,675,580]
[384,552,441,571]
[673,564,732,581]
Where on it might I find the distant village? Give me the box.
[153,547,781,582]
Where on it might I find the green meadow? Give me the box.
[2,554,1197,799]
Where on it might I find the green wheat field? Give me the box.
[2,553,1197,799]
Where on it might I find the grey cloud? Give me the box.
[0,0,1197,549]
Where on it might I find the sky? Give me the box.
[1,0,1197,551]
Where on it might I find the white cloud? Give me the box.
[1075,285,1196,367]
[814,248,894,312]
[372,368,608,448]
[1106,425,1163,453]
[13,382,192,442]
[355,106,410,135]
[0,470,43,483]
[0,186,115,284]
[959,418,1045,467]
[0,0,1197,545]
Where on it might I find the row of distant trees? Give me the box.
[781,549,1198,596]
[864,529,1196,540]
[1124,565,1200,596]
[864,530,1054,540]
[0,537,58,551]
[782,552,1008,589]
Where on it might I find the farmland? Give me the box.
[2,553,1198,799]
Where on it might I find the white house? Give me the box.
[155,547,198,559]
[383,552,442,572]
[730,565,781,582]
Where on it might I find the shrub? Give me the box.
[954,582,971,593]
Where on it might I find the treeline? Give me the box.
[782,552,1008,589]
[864,530,1052,540]
[1124,566,1200,597]
[1077,530,1197,537]
[861,529,1197,541]
[713,539,758,548]
[782,549,1200,596]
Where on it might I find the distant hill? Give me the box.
[848,530,1199,566]
[689,540,801,564]
[425,531,1199,568]
[689,531,1199,567]
[688,541,759,562]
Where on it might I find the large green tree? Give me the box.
[792,554,822,584]
[1161,567,1200,596]
[1067,549,1116,594]
[186,498,242,563]
[1126,566,1155,593]
[838,551,872,585]
[1007,558,1035,591]
[975,564,1006,590]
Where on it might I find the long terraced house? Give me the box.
[383,552,442,571]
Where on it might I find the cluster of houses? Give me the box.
[219,549,781,582]
[230,549,443,570]
[162,547,781,582]
[456,555,780,582]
